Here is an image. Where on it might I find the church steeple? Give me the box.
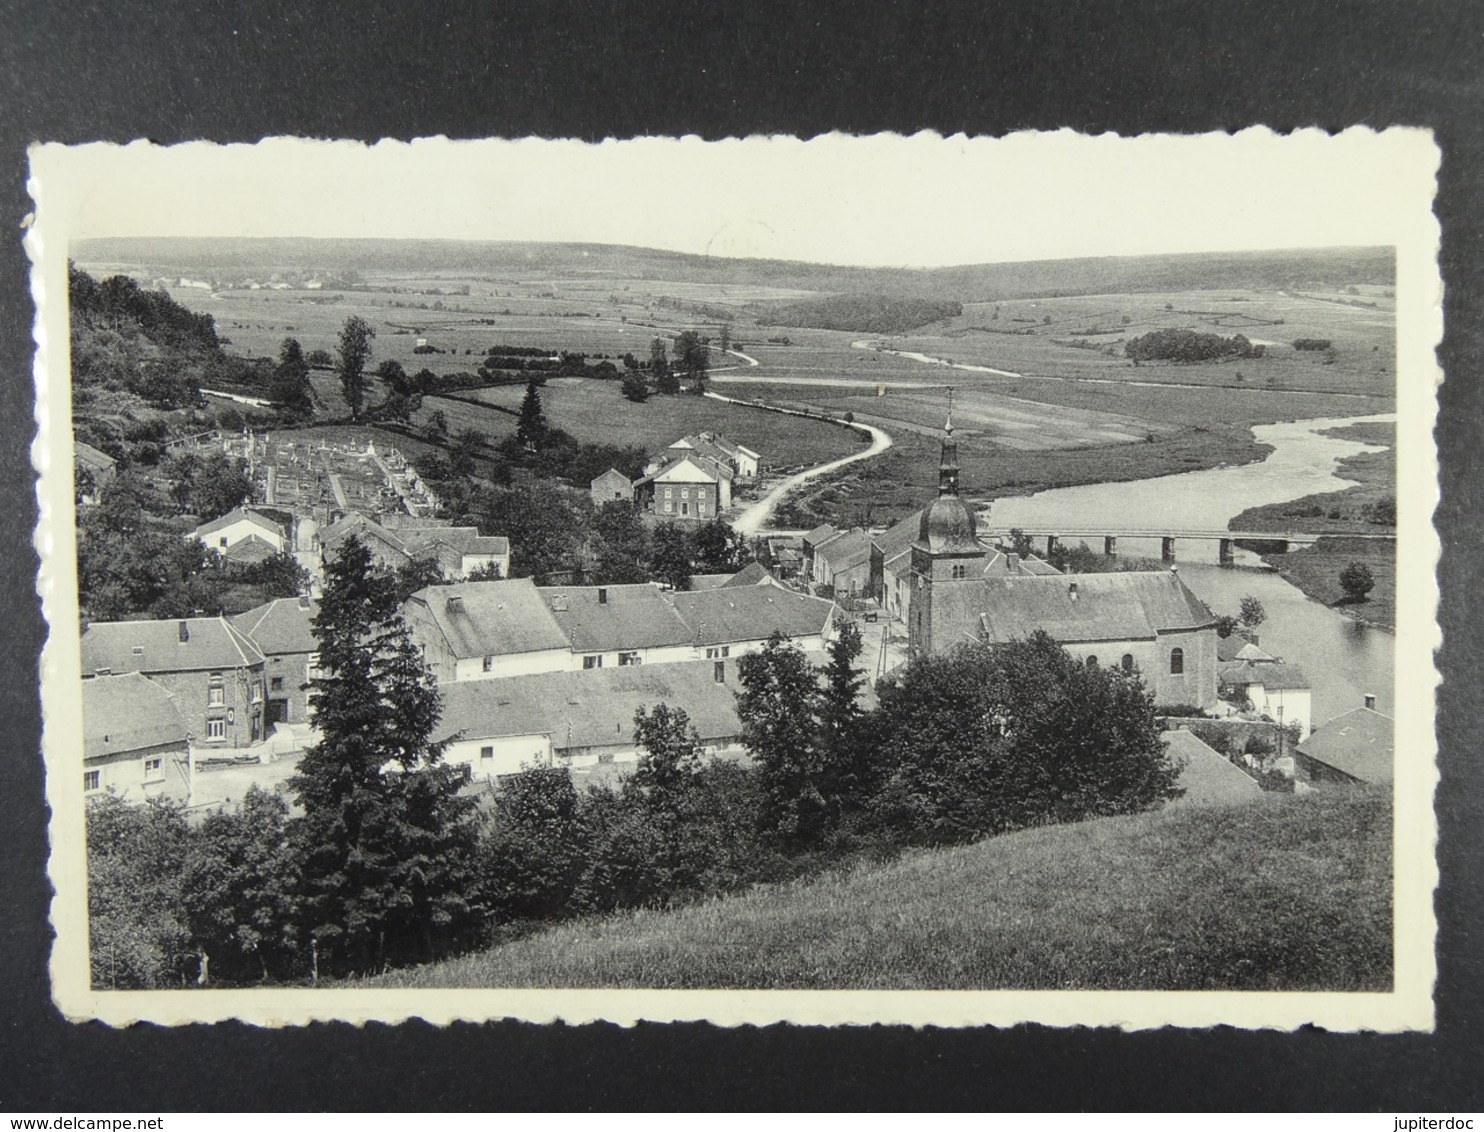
[938,388,960,497]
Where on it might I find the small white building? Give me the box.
[82,673,192,804]
[1218,659,1313,739]
[190,507,287,555]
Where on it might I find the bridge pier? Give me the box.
[1104,536,1117,557]
[1045,535,1058,558]
[1161,537,1176,564]
[1218,538,1234,566]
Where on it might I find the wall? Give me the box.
[263,651,316,727]
[444,732,554,781]
[84,740,192,804]
[1249,685,1312,739]
[145,666,266,750]
[450,647,576,682]
[202,517,284,553]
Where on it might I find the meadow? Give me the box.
[367,786,1392,992]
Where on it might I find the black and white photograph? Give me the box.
[30,130,1439,1030]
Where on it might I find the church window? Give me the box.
[951,564,967,580]
[1121,654,1134,673]
[1085,655,1098,668]
[1169,648,1184,675]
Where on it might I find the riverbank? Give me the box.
[1228,420,1395,629]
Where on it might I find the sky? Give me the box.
[32,129,1438,269]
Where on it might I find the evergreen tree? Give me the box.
[816,621,869,818]
[516,377,548,450]
[651,337,679,395]
[336,316,375,420]
[288,535,480,976]
[271,337,314,415]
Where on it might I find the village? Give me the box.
[76,406,1391,818]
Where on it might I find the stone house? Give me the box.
[82,673,192,803]
[1294,704,1393,787]
[233,596,320,727]
[633,454,733,521]
[590,468,634,508]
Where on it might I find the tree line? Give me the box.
[1125,328,1265,364]
[88,536,1179,987]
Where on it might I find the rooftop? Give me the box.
[1163,730,1262,806]
[406,578,572,659]
[666,585,835,647]
[1219,660,1311,692]
[1296,707,1394,784]
[83,673,190,760]
[191,507,284,541]
[233,597,319,656]
[81,616,266,676]
[541,584,694,653]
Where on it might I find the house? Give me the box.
[763,535,805,582]
[1217,634,1274,663]
[80,617,268,749]
[590,468,635,508]
[540,584,695,669]
[1162,729,1261,807]
[222,534,283,569]
[190,507,287,555]
[1294,704,1393,786]
[656,433,761,481]
[403,578,574,682]
[1218,659,1313,738]
[320,512,413,572]
[801,523,839,584]
[82,673,191,803]
[664,585,837,660]
[721,560,779,588]
[233,596,320,727]
[633,453,733,521]
[811,528,876,597]
[433,659,746,780]
[73,440,117,505]
[323,513,510,580]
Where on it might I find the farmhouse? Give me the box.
[542,584,695,669]
[904,411,1219,709]
[233,596,320,727]
[665,585,836,658]
[73,440,116,506]
[81,616,268,749]
[321,512,510,580]
[1218,658,1313,738]
[403,578,573,683]
[82,673,191,803]
[433,659,745,781]
[655,432,761,481]
[810,528,875,597]
[190,507,287,554]
[1294,704,1393,787]
[633,453,733,520]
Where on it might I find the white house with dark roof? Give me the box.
[1218,658,1313,738]
[82,673,192,803]
[541,584,695,669]
[664,585,836,660]
[190,507,287,555]
[433,659,746,780]
[81,617,268,749]
[657,433,760,481]
[403,578,574,682]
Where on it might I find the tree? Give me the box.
[869,633,1175,845]
[675,329,710,394]
[336,316,376,420]
[392,555,447,604]
[86,795,194,989]
[424,408,450,440]
[448,427,485,479]
[591,499,652,585]
[650,523,693,590]
[179,786,298,983]
[477,477,585,584]
[479,768,588,923]
[632,704,706,800]
[651,337,679,395]
[816,620,870,821]
[271,337,314,415]
[719,324,732,354]
[620,370,650,403]
[692,517,751,574]
[288,535,480,976]
[168,450,253,521]
[516,377,548,451]
[1238,596,1267,631]
[735,631,828,841]
[1213,613,1241,639]
[1008,528,1036,560]
[1339,561,1376,602]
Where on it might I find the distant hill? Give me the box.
[74,237,1395,303]
[369,786,1392,992]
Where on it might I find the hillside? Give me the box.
[73,237,1395,303]
[370,787,1392,992]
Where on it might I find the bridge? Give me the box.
[997,526,1395,566]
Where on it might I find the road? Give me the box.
[708,389,893,535]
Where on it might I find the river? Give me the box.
[980,413,1396,724]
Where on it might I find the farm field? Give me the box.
[367,786,1392,992]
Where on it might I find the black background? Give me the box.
[3,0,1481,1112]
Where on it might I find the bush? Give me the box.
[1339,561,1376,602]
[1293,338,1333,351]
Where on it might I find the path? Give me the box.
[706,389,893,535]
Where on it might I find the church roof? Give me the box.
[916,496,981,555]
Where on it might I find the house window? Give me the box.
[482,655,494,672]
[270,676,284,691]
[480,746,494,760]
[665,501,674,513]
[664,487,672,498]
[1121,654,1135,673]
[682,503,689,516]
[207,674,225,706]
[705,646,730,659]
[206,718,226,740]
[697,501,706,515]
[1169,647,1184,675]
[83,770,100,792]
[143,757,164,782]
[714,660,726,684]
[951,564,967,579]
[618,651,641,666]
[583,654,603,669]
[682,488,690,499]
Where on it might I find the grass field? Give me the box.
[367,787,1392,992]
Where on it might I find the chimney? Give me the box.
[1007,553,1020,573]
[178,620,190,643]
[446,595,464,613]
[298,595,311,610]
[1364,693,1377,710]
[1068,582,1078,602]
[597,587,608,605]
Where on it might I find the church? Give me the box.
[904,407,1220,710]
